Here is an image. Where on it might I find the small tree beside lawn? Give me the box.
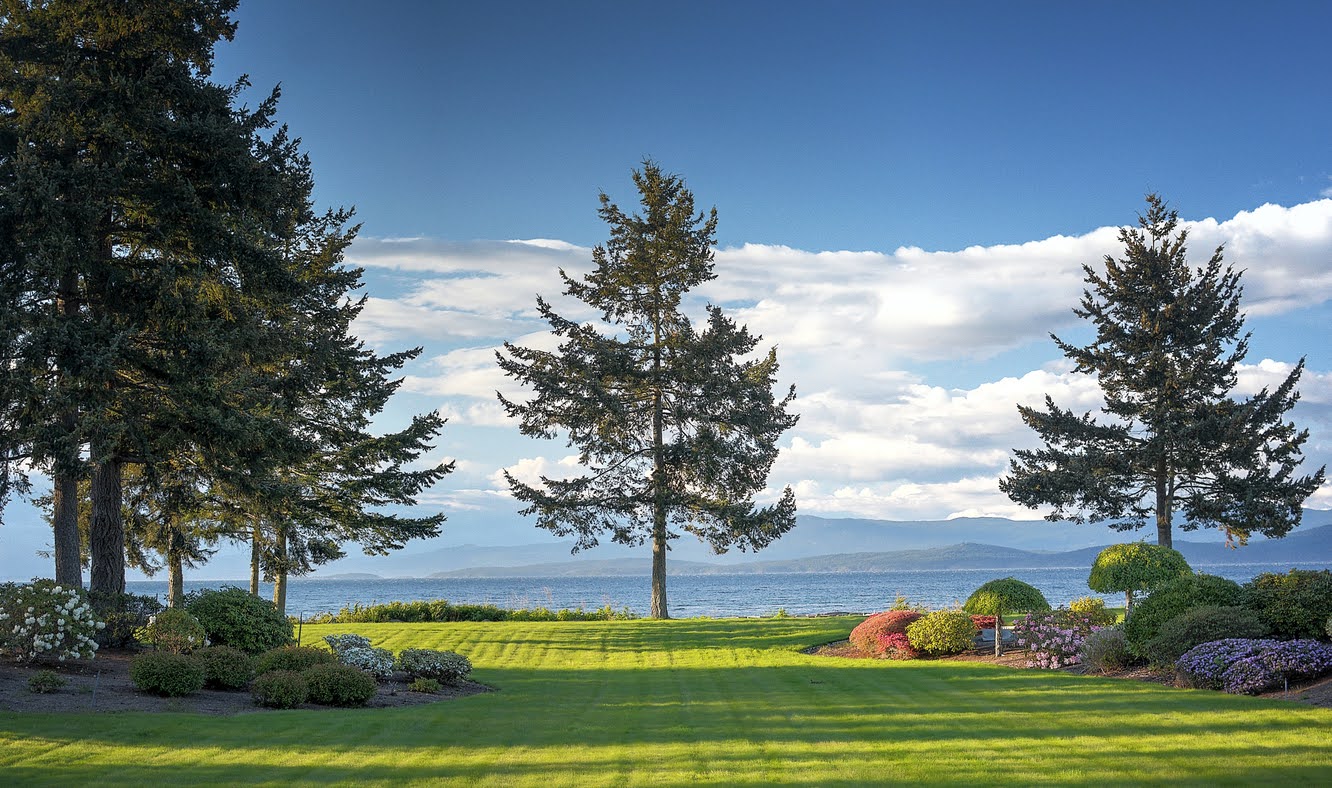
[1087,543,1190,620]
[963,577,1051,656]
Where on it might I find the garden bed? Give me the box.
[0,649,490,715]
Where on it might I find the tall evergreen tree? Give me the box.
[498,162,798,619]
[1000,195,1325,548]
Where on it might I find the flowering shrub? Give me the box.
[303,663,378,706]
[1079,627,1134,674]
[396,648,473,684]
[1069,596,1118,628]
[251,670,308,708]
[849,611,922,657]
[905,610,977,657]
[969,615,997,630]
[0,580,104,664]
[130,652,206,697]
[1012,609,1105,669]
[322,633,372,655]
[1176,638,1332,695]
[137,608,208,654]
[339,646,395,678]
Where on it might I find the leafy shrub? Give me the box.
[1326,614,1332,640]
[303,663,378,707]
[137,608,208,654]
[256,645,335,675]
[1176,638,1332,695]
[308,599,637,624]
[1087,543,1191,614]
[250,670,308,709]
[185,587,292,654]
[28,669,66,694]
[876,632,919,660]
[1140,605,1269,667]
[1069,596,1118,627]
[322,633,372,655]
[0,580,104,663]
[1243,569,1332,640]
[409,677,441,694]
[195,645,256,690]
[905,610,977,657]
[969,615,997,630]
[129,652,206,697]
[395,648,473,684]
[1079,627,1134,674]
[849,611,923,657]
[1012,609,1104,669]
[338,646,395,678]
[87,591,162,650]
[1124,573,1244,657]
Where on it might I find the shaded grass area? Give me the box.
[3,617,1330,785]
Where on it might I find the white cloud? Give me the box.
[490,454,583,491]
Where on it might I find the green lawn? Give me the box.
[3,617,1329,786]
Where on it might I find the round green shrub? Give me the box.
[963,577,1051,620]
[849,610,923,657]
[395,648,473,684]
[1079,627,1134,674]
[256,645,336,675]
[28,669,66,694]
[303,663,378,707]
[184,587,292,655]
[1069,596,1118,627]
[1141,605,1269,667]
[129,652,206,697]
[409,677,441,694]
[1124,573,1244,657]
[905,610,978,657]
[195,645,256,690]
[137,608,208,654]
[250,670,308,709]
[1088,543,1191,614]
[1242,569,1332,640]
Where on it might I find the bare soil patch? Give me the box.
[808,640,1332,709]
[0,649,490,715]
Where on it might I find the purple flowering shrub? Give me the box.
[1012,609,1105,669]
[1175,638,1332,695]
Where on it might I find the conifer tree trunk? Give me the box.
[51,471,82,588]
[89,450,125,595]
[167,547,184,609]
[272,524,288,616]
[1155,455,1172,549]
[250,518,262,596]
[650,388,669,620]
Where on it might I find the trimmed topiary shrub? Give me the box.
[1140,605,1269,668]
[963,577,1051,657]
[185,587,292,655]
[88,591,162,650]
[1069,596,1118,627]
[256,645,335,675]
[1087,543,1191,618]
[849,611,923,658]
[1243,569,1332,640]
[395,648,473,684]
[195,645,256,690]
[905,610,977,657]
[129,652,206,697]
[1079,627,1134,674]
[303,663,378,707]
[1124,573,1245,657]
[1176,638,1332,695]
[250,669,308,709]
[137,608,208,654]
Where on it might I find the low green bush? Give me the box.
[256,645,335,675]
[129,652,206,697]
[308,599,637,623]
[848,611,923,657]
[303,663,378,707]
[395,648,473,684]
[1125,573,1245,657]
[28,670,66,694]
[1243,569,1332,640]
[409,677,441,694]
[1079,627,1134,674]
[1069,596,1118,627]
[1141,605,1269,667]
[185,587,292,654]
[195,645,256,690]
[137,608,208,654]
[250,670,307,709]
[905,610,977,657]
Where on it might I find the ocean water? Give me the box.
[125,561,1322,619]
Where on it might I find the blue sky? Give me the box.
[4,1,1331,579]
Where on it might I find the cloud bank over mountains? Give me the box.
[347,199,1332,523]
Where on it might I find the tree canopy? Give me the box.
[497,161,798,618]
[1087,542,1191,618]
[963,576,1050,656]
[1000,195,1325,549]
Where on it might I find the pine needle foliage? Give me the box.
[497,162,798,618]
[1001,195,1324,548]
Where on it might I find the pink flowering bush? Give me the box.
[849,611,923,658]
[969,615,997,630]
[1012,609,1105,669]
[1175,638,1332,695]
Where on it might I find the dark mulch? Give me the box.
[807,640,1332,709]
[0,649,490,715]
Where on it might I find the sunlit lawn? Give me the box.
[2,617,1329,785]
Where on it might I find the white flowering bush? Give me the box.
[338,646,395,679]
[0,579,105,664]
[396,648,472,684]
[322,633,372,655]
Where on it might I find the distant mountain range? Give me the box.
[310,512,1332,579]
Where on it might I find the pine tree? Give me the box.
[498,162,798,618]
[1001,195,1325,548]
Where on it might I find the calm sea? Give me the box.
[125,561,1324,619]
